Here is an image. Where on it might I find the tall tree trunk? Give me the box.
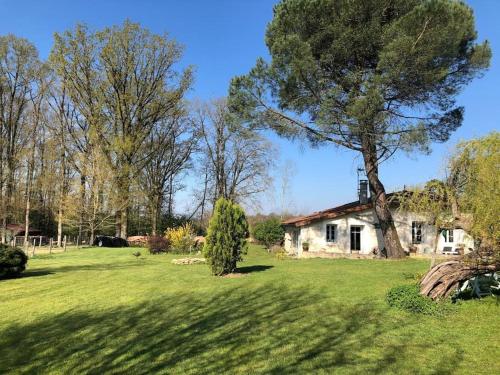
[57,143,66,247]
[167,175,173,217]
[90,223,95,245]
[200,168,209,222]
[57,208,63,247]
[78,174,86,241]
[115,209,121,238]
[0,156,5,244]
[362,137,405,258]
[120,208,128,239]
[57,168,65,247]
[24,190,31,250]
[0,136,4,243]
[119,176,130,239]
[4,157,15,244]
[1,218,6,245]
[24,144,36,250]
[151,204,158,236]
[215,118,226,200]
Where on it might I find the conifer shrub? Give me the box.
[203,198,249,275]
[0,244,28,279]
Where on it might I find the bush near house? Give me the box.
[252,218,285,250]
[204,198,249,275]
[0,244,28,279]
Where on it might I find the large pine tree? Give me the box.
[229,0,491,258]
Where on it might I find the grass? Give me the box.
[0,245,498,374]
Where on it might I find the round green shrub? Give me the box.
[252,218,285,249]
[0,244,28,279]
[386,284,449,316]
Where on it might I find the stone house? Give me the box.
[282,183,474,257]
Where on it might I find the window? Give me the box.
[326,224,337,242]
[350,226,361,251]
[443,229,454,243]
[412,222,423,244]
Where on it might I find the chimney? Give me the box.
[359,179,368,204]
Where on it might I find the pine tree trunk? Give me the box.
[362,137,405,258]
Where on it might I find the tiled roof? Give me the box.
[282,192,403,227]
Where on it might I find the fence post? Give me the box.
[63,235,67,252]
[77,235,80,248]
[49,238,53,254]
[32,240,36,257]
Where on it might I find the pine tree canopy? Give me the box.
[229,0,491,156]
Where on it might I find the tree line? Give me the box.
[0,21,274,245]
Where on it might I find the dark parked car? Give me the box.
[93,236,129,248]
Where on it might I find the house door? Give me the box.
[350,226,361,251]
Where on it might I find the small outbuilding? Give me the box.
[6,224,42,237]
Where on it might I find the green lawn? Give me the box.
[0,246,498,374]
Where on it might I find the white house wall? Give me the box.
[436,229,474,252]
[284,209,466,256]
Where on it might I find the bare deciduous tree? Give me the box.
[194,98,275,212]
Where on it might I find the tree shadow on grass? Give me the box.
[236,265,274,274]
[20,270,54,278]
[0,284,465,374]
[31,261,147,275]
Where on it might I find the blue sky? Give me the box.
[1,0,498,214]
